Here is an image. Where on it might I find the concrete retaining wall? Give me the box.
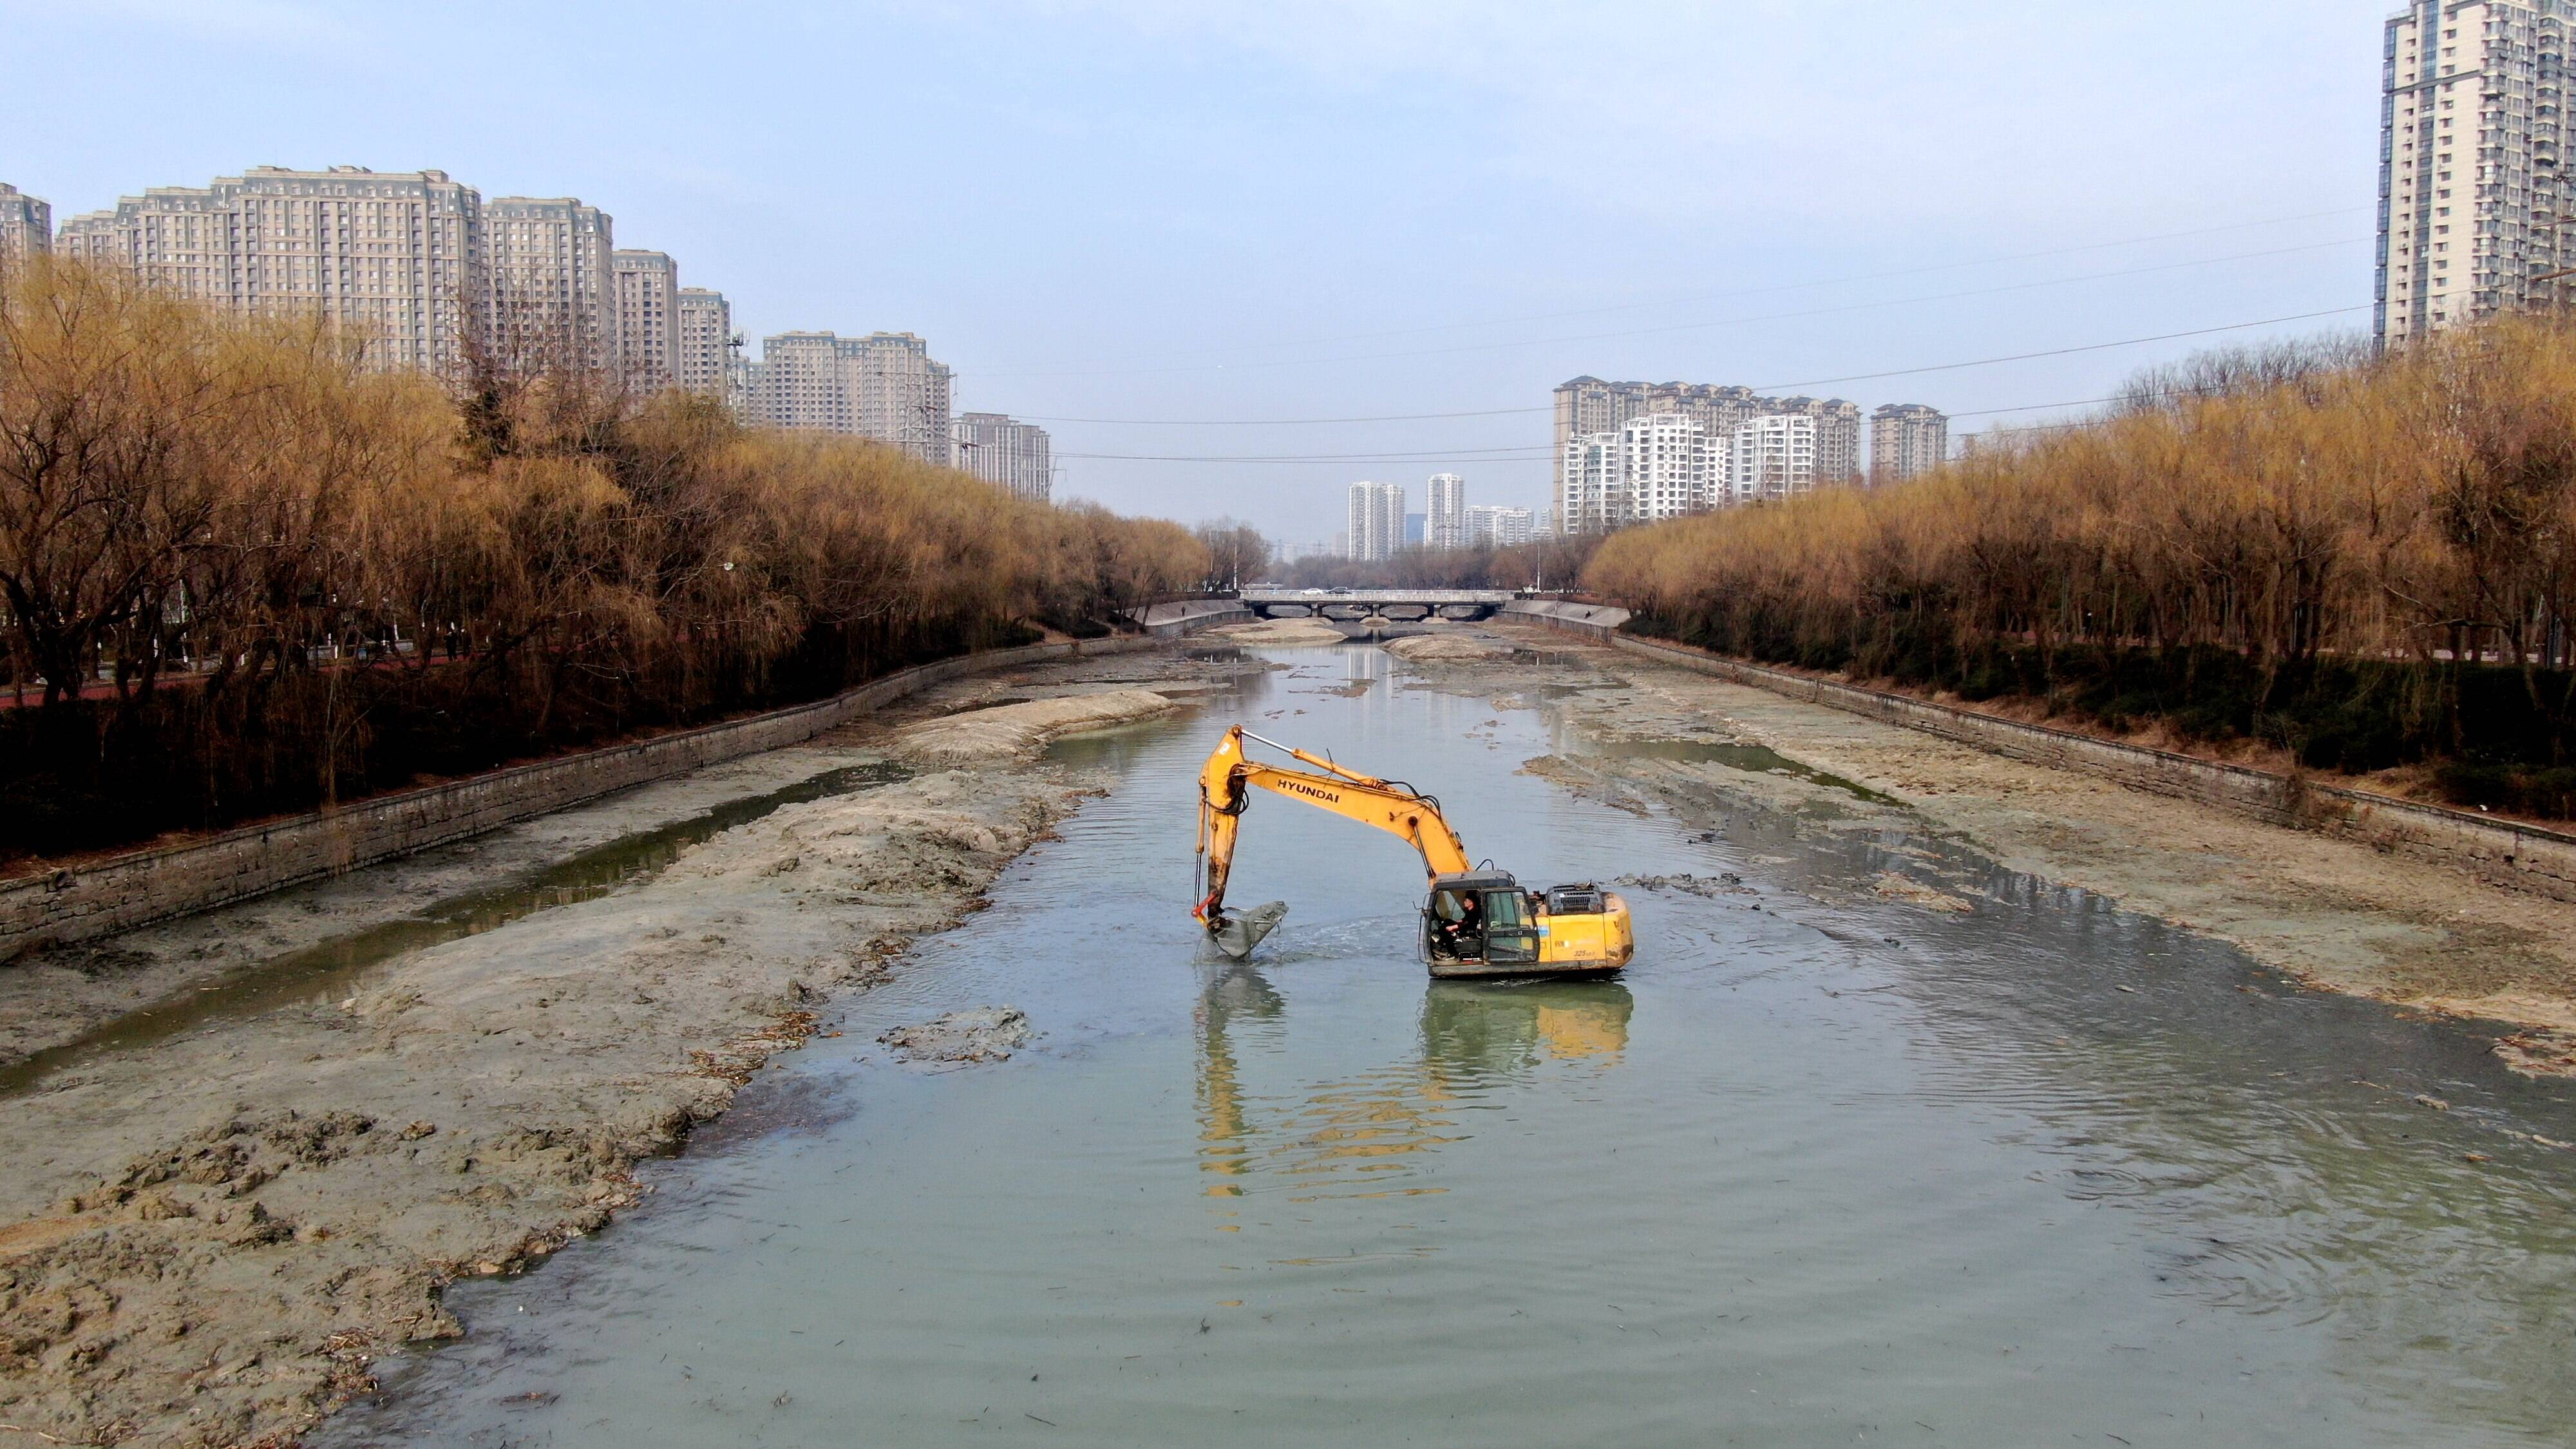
[1,625,1228,960]
[1503,607,2576,903]
[1134,600,1256,636]
[1499,599,1632,639]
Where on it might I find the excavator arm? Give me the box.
[1195,726,1472,956]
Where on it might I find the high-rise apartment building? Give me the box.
[1559,433,1624,536]
[674,287,734,399]
[851,332,952,465]
[1347,481,1406,562]
[51,166,485,371]
[753,330,954,464]
[1773,397,1863,482]
[1870,404,1949,484]
[1728,414,1820,503]
[756,332,855,432]
[1556,379,1773,461]
[484,196,617,370]
[1624,413,1715,520]
[1464,506,1537,548]
[1426,473,1467,548]
[611,250,678,391]
[0,184,51,263]
[2378,0,2574,344]
[1554,377,1863,531]
[954,412,1054,500]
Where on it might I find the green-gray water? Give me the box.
[321,646,2576,1446]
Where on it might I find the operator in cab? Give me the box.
[1431,889,1483,960]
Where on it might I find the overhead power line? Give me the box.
[1059,445,1556,464]
[978,238,2370,383]
[971,204,2372,379]
[1049,306,2372,462]
[1037,404,1548,428]
[1750,305,2370,390]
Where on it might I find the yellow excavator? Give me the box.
[1193,726,1633,978]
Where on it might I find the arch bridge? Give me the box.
[1238,587,1519,622]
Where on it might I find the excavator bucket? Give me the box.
[1208,901,1289,960]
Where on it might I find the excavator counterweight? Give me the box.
[1192,726,1633,978]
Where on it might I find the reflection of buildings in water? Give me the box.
[1192,971,1632,1205]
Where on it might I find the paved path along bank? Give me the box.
[1471,623,2576,1077]
[0,643,1253,1449]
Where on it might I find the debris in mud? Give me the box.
[878,1007,1032,1063]
[686,1010,822,1084]
[2493,1028,2576,1077]
[1871,874,1975,914]
[1616,873,1754,897]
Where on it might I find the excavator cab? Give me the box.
[1423,871,1626,979]
[1426,872,1537,968]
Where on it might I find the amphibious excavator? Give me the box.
[1192,726,1633,978]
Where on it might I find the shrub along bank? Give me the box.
[1587,320,2576,819]
[0,258,1209,864]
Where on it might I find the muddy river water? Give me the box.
[317,643,2576,1446]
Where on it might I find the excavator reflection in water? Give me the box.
[1195,968,1634,1203]
[1193,726,1634,977]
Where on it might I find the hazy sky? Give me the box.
[4,1,2382,540]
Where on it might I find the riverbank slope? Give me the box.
[1468,624,2576,1075]
[0,645,1236,1449]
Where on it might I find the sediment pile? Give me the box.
[895,690,1179,764]
[1383,632,1512,663]
[1214,619,1347,647]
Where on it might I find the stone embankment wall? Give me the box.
[1,625,1233,960]
[1499,601,2576,904]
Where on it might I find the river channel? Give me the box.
[321,641,2576,1446]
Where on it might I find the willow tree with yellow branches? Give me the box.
[1585,317,2576,817]
[0,257,1209,862]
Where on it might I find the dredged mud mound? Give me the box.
[877,1007,1032,1063]
[0,657,1228,1449]
[895,689,1179,764]
[1213,619,1347,647]
[1383,631,1512,663]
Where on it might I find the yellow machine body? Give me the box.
[1193,726,1634,977]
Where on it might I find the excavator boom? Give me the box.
[1196,728,1473,956]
